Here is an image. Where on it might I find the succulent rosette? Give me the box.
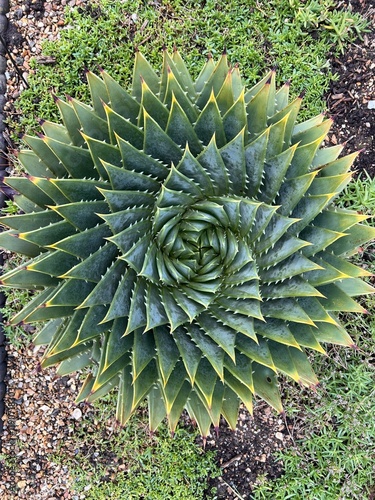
[1,49,374,439]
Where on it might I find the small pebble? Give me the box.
[71,408,82,420]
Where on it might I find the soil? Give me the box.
[0,0,374,499]
[325,0,375,179]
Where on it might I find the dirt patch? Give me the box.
[326,1,375,178]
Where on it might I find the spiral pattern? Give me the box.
[1,49,374,437]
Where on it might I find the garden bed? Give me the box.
[1,1,374,499]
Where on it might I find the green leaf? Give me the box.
[104,104,144,147]
[17,150,52,178]
[210,306,257,340]
[255,318,300,348]
[277,172,317,216]
[164,69,198,123]
[1,210,61,232]
[154,325,180,386]
[10,288,54,325]
[132,50,160,103]
[223,91,247,143]
[261,276,323,299]
[103,268,137,323]
[53,201,109,231]
[259,253,322,283]
[132,329,155,380]
[116,363,134,426]
[101,69,140,124]
[47,279,95,307]
[193,357,218,408]
[1,266,59,288]
[300,226,346,257]
[289,348,319,387]
[194,92,226,148]
[261,298,315,326]
[314,209,368,232]
[266,115,288,159]
[148,384,167,433]
[19,221,76,248]
[224,352,254,393]
[34,318,65,346]
[236,335,276,370]
[71,98,110,142]
[256,234,310,269]
[255,213,297,255]
[197,311,236,361]
[216,69,234,115]
[313,320,354,346]
[51,179,108,203]
[144,111,183,165]
[117,134,169,180]
[292,118,332,147]
[288,323,325,354]
[195,54,216,94]
[176,146,215,194]
[62,243,116,282]
[319,151,359,177]
[102,161,160,193]
[54,96,85,147]
[131,359,158,411]
[139,77,169,130]
[259,145,297,204]
[161,288,190,331]
[196,51,229,109]
[221,386,241,430]
[252,362,283,413]
[5,177,54,209]
[290,194,334,235]
[171,47,196,100]
[23,135,66,177]
[220,130,246,195]
[185,390,213,440]
[246,79,272,138]
[318,284,367,313]
[297,297,338,324]
[223,370,253,414]
[166,380,192,434]
[86,70,109,119]
[186,323,224,380]
[166,96,203,156]
[93,319,132,389]
[312,143,344,168]
[84,135,122,177]
[45,137,97,179]
[145,283,169,330]
[80,260,126,308]
[327,224,375,257]
[164,164,202,198]
[52,224,112,258]
[125,278,148,335]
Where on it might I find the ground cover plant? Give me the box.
[1,0,374,498]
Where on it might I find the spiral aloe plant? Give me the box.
[1,48,374,439]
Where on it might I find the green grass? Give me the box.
[11,0,368,137]
[51,399,219,499]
